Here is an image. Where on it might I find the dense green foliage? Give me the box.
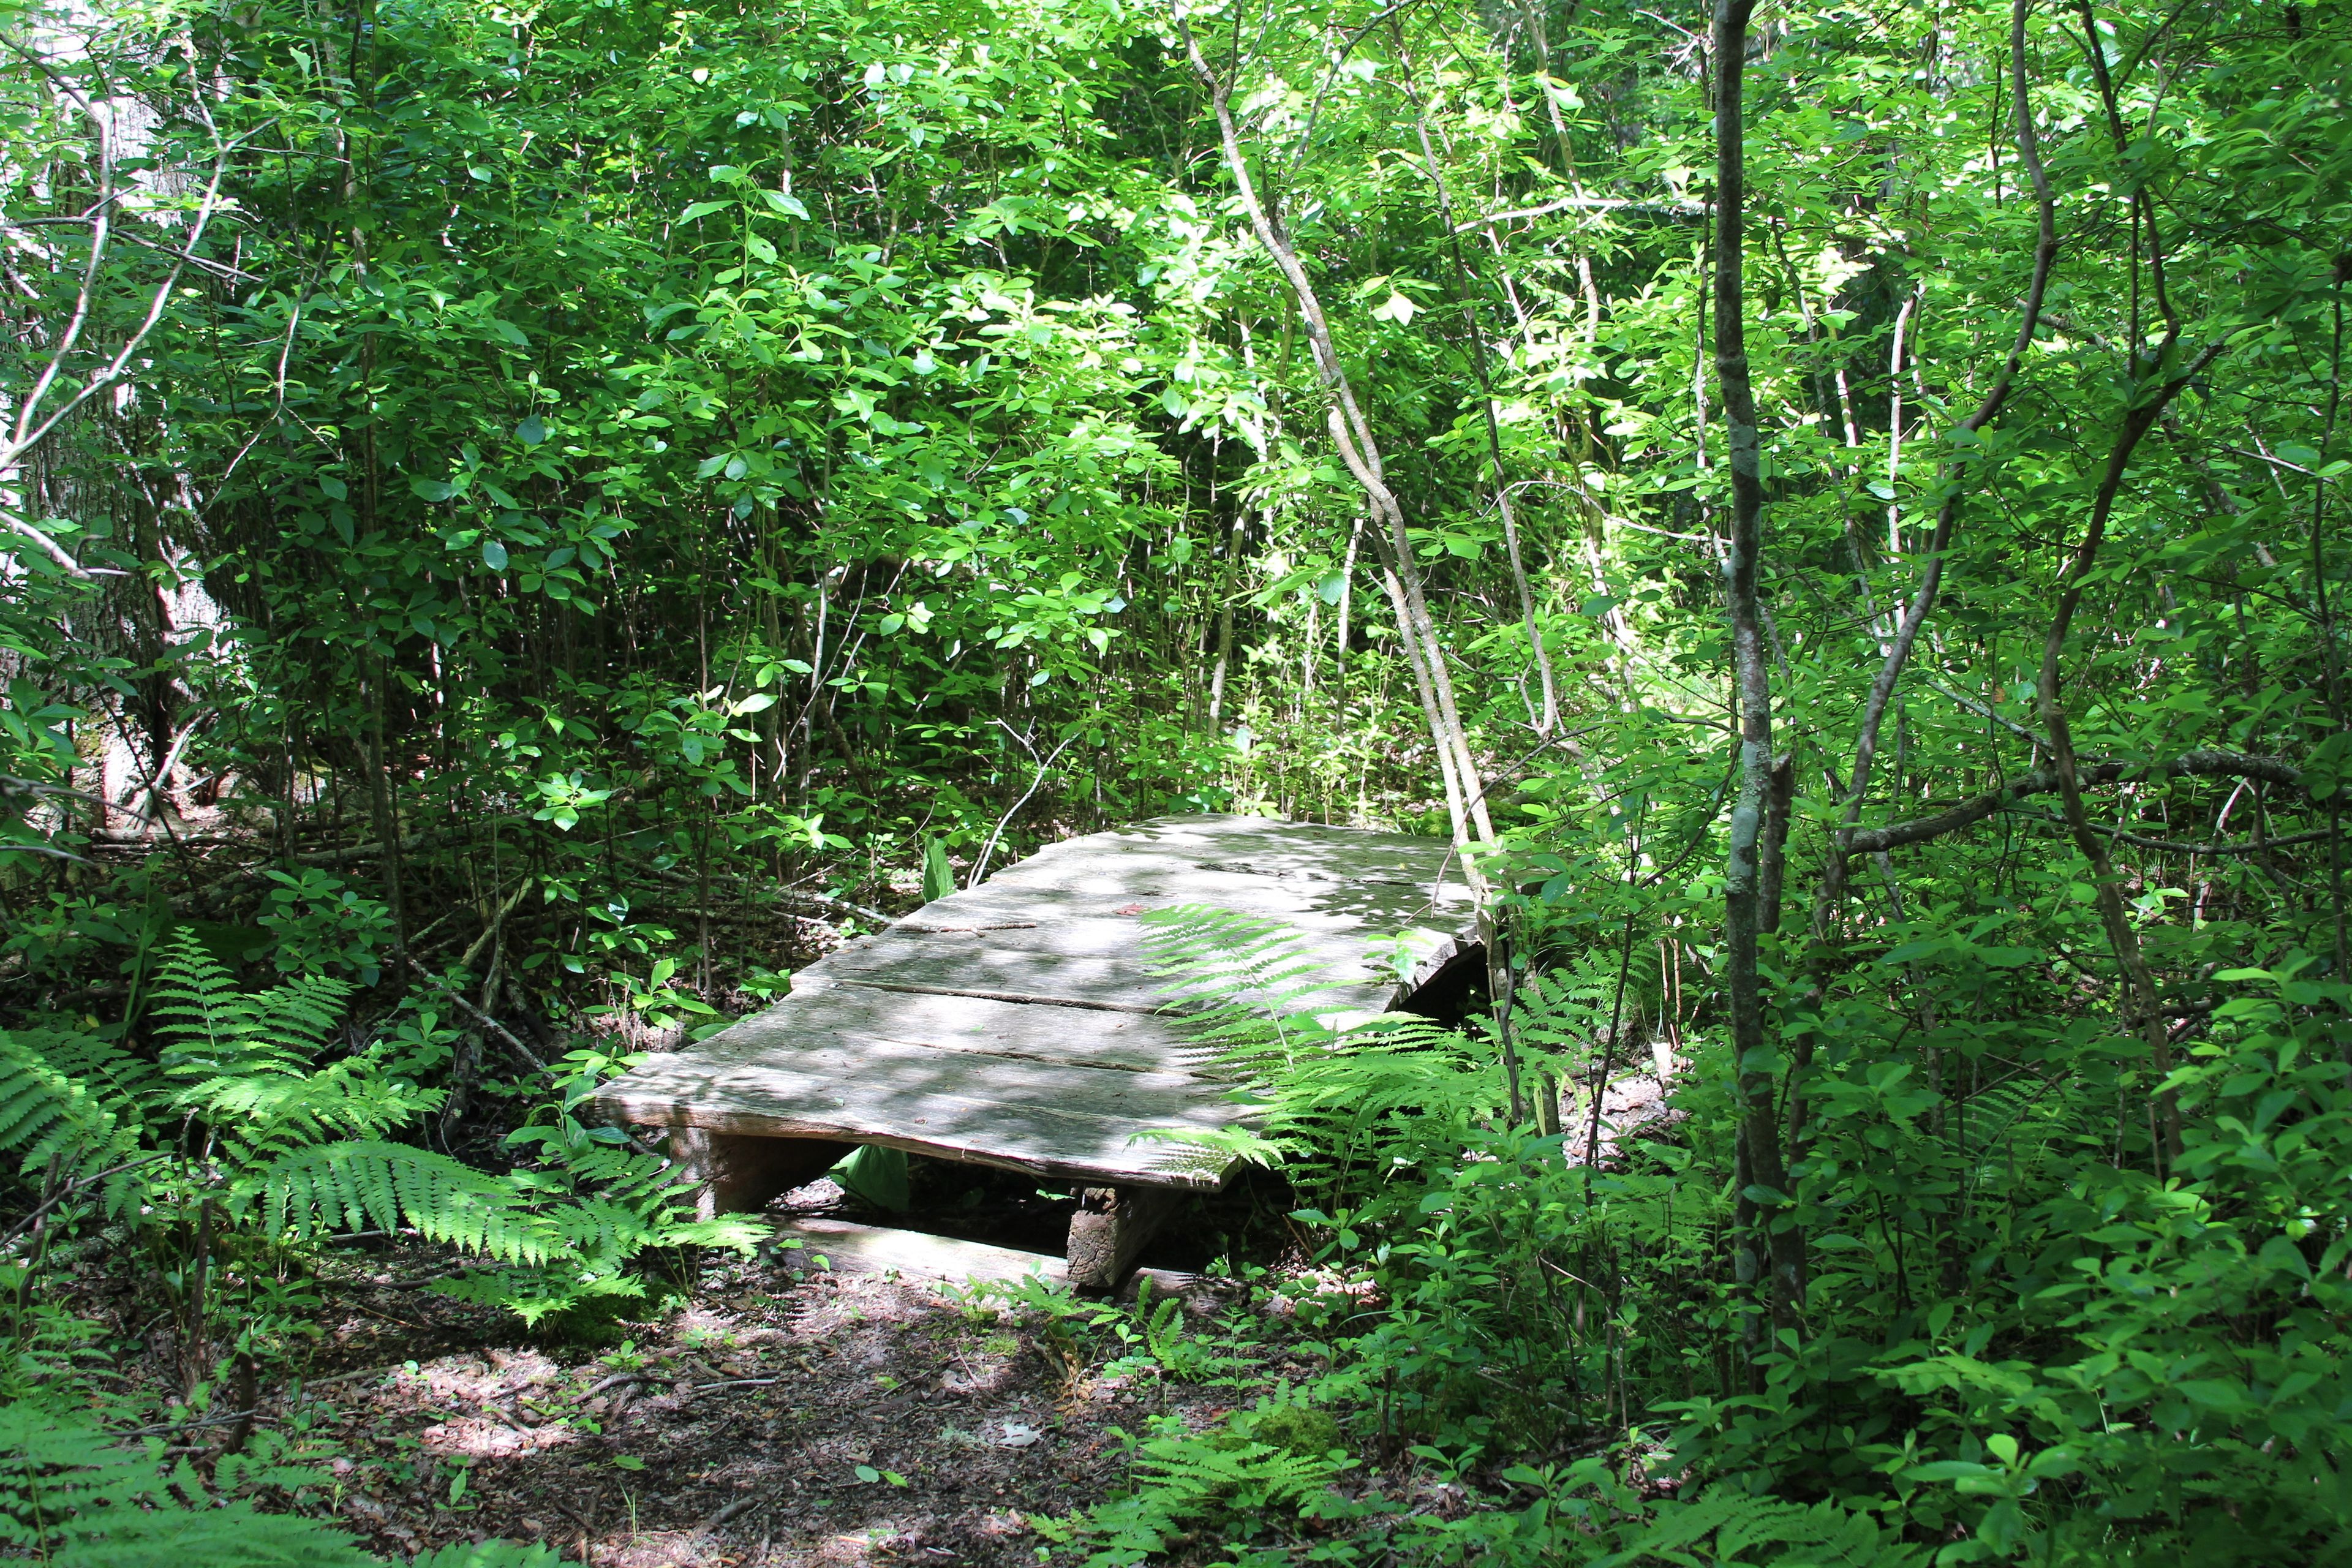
[2,0,2348,1559]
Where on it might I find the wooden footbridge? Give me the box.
[595,815,1478,1286]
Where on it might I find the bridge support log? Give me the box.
[668,1127,842,1221]
[1065,1185,1178,1290]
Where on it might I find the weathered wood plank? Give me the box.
[709,982,1221,1074]
[648,1017,1230,1105]
[600,1026,1239,1188]
[668,1128,842,1222]
[803,941,1395,1017]
[802,878,1470,1015]
[593,814,1476,1196]
[771,1216,1061,1286]
[865,881,1471,941]
[607,1067,1240,1150]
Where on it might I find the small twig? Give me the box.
[108,1409,281,1440]
[970,722,1078,887]
[287,1364,396,1392]
[2000,808,2334,858]
[697,1492,774,1534]
[0,842,96,867]
[1452,192,1702,230]
[777,888,893,926]
[464,1396,533,1433]
[1459,724,1608,816]
[1921,677,2049,747]
[649,865,891,925]
[406,957,551,1073]
[458,880,532,973]
[2124,998,2220,1027]
[582,1371,669,1399]
[0,774,110,807]
[0,1153,170,1253]
[2224,443,2318,477]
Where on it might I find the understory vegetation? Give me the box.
[1,0,2347,1560]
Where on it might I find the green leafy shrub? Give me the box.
[257,870,397,987]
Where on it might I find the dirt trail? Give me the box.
[247,1248,1243,1566]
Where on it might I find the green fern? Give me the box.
[11,1028,159,1112]
[1050,1406,1355,1567]
[4,932,753,1335]
[428,1262,647,1327]
[1140,903,1506,1188]
[247,1140,556,1263]
[1137,1436,1343,1508]
[0,1031,145,1210]
[1511,947,1657,1081]
[541,1194,673,1261]
[1139,905,1370,1057]
[185,1055,443,1156]
[511,1133,709,1220]
[147,934,429,1155]
[151,933,346,1081]
[0,1396,570,1566]
[0,1400,374,1566]
[1955,1071,2106,1194]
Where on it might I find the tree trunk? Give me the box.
[1709,0,1803,1334]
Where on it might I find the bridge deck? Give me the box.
[594,815,1477,1197]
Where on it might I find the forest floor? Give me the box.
[294,1263,1232,1565]
[69,1171,1306,1567]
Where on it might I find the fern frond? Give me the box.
[1133,1429,1350,1511]
[0,1400,372,1566]
[11,1030,160,1112]
[542,1196,672,1261]
[531,1140,685,1209]
[1140,906,1367,1039]
[660,1214,766,1252]
[149,933,272,1067]
[148,933,412,1157]
[0,1032,143,1200]
[178,1058,441,1155]
[154,934,350,1087]
[245,1141,556,1264]
[429,1263,646,1326]
[1139,905,1510,1186]
[1603,1485,1931,1567]
[1955,1071,2105,1193]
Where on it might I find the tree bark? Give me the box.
[1709,0,1803,1333]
